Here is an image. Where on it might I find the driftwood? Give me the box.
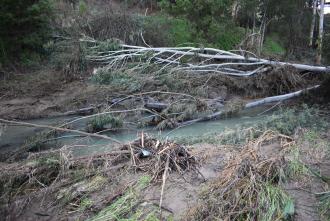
[180,85,319,126]
[144,102,168,112]
[83,38,330,76]
[60,105,102,116]
[144,97,224,112]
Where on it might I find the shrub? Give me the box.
[87,114,123,133]
[159,0,243,50]
[143,15,194,46]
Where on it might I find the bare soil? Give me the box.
[0,71,116,120]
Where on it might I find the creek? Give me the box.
[0,106,274,156]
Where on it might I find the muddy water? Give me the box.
[0,106,273,156]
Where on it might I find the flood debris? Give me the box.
[0,133,201,220]
[120,134,200,181]
[186,130,296,221]
[83,38,330,75]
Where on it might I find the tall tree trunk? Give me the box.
[309,0,318,47]
[316,0,325,64]
[231,0,240,21]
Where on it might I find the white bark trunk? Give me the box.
[181,85,320,126]
[309,0,318,47]
[83,38,330,75]
[316,0,325,64]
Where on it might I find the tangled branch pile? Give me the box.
[187,130,296,221]
[82,38,330,77]
[120,135,199,181]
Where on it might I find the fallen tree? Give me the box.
[82,38,330,76]
[180,85,320,126]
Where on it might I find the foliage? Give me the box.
[263,37,286,57]
[264,0,312,55]
[123,0,160,9]
[160,0,243,50]
[186,131,294,220]
[0,0,53,63]
[91,68,142,92]
[160,0,231,33]
[143,15,194,46]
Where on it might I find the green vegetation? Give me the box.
[286,146,310,179]
[263,38,286,57]
[143,15,194,46]
[318,192,330,220]
[0,0,53,64]
[87,175,155,221]
[87,114,123,132]
[258,184,294,221]
[176,105,327,145]
[160,0,244,50]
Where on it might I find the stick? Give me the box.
[159,154,170,220]
[0,119,122,144]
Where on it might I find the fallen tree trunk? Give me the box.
[180,85,319,126]
[144,98,224,112]
[144,102,168,112]
[60,105,102,116]
[82,38,330,76]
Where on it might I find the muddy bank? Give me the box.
[0,71,114,120]
[1,120,329,221]
[0,65,321,121]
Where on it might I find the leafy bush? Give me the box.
[143,15,193,46]
[159,0,243,50]
[0,0,53,63]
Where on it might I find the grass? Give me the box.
[56,175,108,206]
[286,146,310,179]
[263,37,286,57]
[258,184,294,221]
[79,197,94,211]
[317,192,330,220]
[87,175,155,221]
[87,114,123,133]
[176,105,327,146]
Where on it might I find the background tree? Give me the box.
[160,0,244,50]
[316,0,325,64]
[0,0,53,64]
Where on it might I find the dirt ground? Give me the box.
[0,70,116,120]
